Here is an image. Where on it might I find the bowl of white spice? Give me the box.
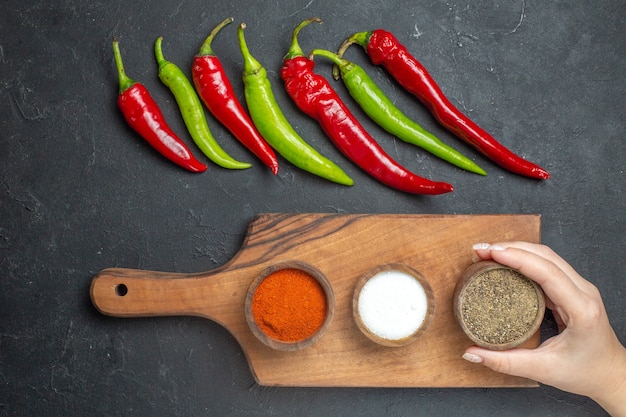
[353,263,435,347]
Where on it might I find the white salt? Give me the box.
[357,270,429,340]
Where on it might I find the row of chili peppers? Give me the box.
[113,17,550,195]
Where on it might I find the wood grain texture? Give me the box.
[90,213,541,387]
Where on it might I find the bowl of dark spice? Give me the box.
[353,263,434,347]
[453,260,545,351]
[245,261,335,351]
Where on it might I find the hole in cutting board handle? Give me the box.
[115,284,128,297]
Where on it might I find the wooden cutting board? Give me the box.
[90,213,541,387]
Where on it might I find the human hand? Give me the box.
[463,242,626,416]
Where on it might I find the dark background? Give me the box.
[1,0,624,415]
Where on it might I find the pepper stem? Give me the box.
[154,36,168,69]
[336,31,370,58]
[310,49,352,81]
[310,48,346,67]
[112,38,136,94]
[197,17,234,57]
[237,23,265,76]
[283,17,322,61]
[334,31,370,80]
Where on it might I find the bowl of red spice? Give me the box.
[245,261,335,351]
[453,260,545,351]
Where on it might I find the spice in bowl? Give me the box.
[353,264,434,347]
[453,260,545,350]
[245,261,334,351]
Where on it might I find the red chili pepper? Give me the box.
[280,18,453,195]
[339,30,550,180]
[192,18,279,175]
[112,39,206,173]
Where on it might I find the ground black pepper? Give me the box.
[461,268,539,345]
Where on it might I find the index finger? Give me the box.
[474,242,590,293]
[487,246,587,314]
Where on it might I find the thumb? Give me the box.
[463,346,548,381]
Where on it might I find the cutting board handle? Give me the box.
[90,268,217,319]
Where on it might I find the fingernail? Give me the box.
[473,243,507,252]
[472,243,490,250]
[462,353,483,364]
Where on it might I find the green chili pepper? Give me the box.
[236,23,353,186]
[154,37,251,170]
[311,49,487,176]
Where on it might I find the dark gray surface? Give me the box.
[1,0,624,416]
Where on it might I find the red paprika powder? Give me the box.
[251,268,327,342]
